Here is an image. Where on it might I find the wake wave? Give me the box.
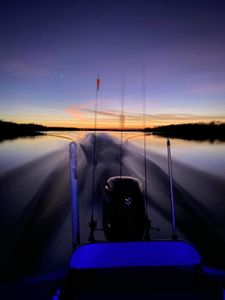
[0,133,225,280]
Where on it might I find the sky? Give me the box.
[0,0,225,128]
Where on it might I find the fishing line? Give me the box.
[142,65,151,240]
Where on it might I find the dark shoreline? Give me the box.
[0,121,45,142]
[148,123,225,142]
[1,120,225,142]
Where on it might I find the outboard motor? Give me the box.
[103,176,146,241]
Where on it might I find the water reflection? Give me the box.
[1,131,224,178]
[109,132,225,179]
[0,133,79,176]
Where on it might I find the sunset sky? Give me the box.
[0,0,225,128]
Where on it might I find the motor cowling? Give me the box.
[103,176,146,241]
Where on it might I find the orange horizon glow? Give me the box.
[3,114,225,130]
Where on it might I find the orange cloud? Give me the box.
[65,100,97,121]
[65,105,225,129]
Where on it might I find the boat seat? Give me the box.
[59,241,222,299]
[70,240,201,269]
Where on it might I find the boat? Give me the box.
[49,140,224,300]
[103,176,146,241]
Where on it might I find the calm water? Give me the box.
[0,132,83,176]
[111,132,225,179]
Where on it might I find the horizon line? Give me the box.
[1,119,224,132]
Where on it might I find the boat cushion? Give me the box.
[70,241,201,269]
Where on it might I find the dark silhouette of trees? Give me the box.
[146,122,225,142]
[1,120,224,142]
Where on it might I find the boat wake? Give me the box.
[0,133,225,280]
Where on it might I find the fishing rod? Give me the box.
[142,66,150,240]
[120,76,125,178]
[89,75,100,241]
[142,66,159,240]
[142,66,148,210]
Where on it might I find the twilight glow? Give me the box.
[0,0,225,128]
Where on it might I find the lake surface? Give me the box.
[110,132,225,179]
[1,132,224,179]
[0,131,225,279]
[0,132,83,176]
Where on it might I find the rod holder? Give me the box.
[69,142,80,249]
[167,138,177,240]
